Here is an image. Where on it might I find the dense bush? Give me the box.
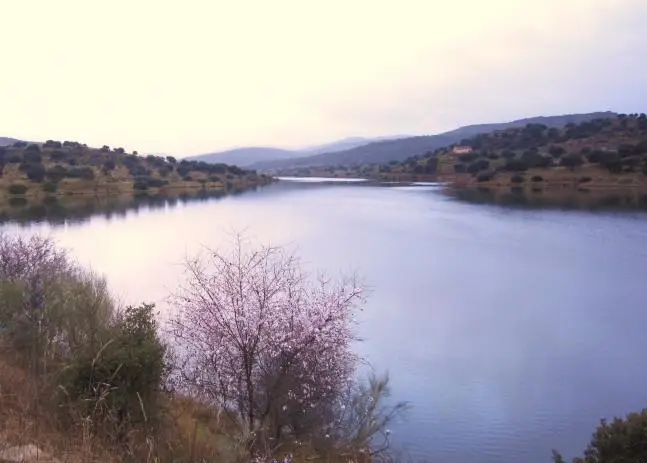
[0,235,167,442]
[43,181,58,193]
[476,172,493,182]
[511,174,525,183]
[521,151,551,168]
[59,303,167,434]
[103,160,116,171]
[50,150,67,161]
[586,150,605,164]
[458,152,478,163]
[531,175,544,182]
[617,144,636,158]
[553,409,647,463]
[454,164,467,173]
[467,159,490,174]
[8,184,28,195]
[23,151,42,163]
[549,146,566,157]
[504,159,528,172]
[425,157,439,174]
[7,154,21,164]
[46,165,69,182]
[44,140,63,149]
[68,167,95,180]
[560,153,584,168]
[25,143,41,153]
[27,165,46,182]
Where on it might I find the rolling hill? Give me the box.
[252,111,617,173]
[186,135,407,167]
[332,112,647,193]
[0,140,270,200]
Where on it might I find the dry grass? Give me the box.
[0,357,380,463]
[0,355,224,462]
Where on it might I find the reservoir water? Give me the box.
[3,178,647,462]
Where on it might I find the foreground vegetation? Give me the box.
[0,140,272,200]
[0,234,404,462]
[281,113,647,194]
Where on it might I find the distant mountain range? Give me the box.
[186,135,409,167]
[249,112,617,172]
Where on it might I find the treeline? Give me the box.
[380,113,647,180]
[0,139,259,195]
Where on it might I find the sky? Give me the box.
[1,0,646,157]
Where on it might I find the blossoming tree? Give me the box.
[170,235,365,445]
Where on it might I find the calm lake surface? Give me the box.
[3,179,647,462]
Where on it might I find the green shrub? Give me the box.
[476,172,493,182]
[0,235,166,441]
[553,409,647,463]
[46,165,69,182]
[23,151,42,163]
[43,181,58,193]
[59,303,167,434]
[44,140,62,149]
[504,159,528,172]
[50,150,67,161]
[531,175,544,182]
[561,153,584,168]
[24,143,41,153]
[8,184,28,195]
[458,152,478,163]
[467,159,490,174]
[425,157,439,174]
[68,167,95,180]
[549,146,566,157]
[511,174,525,183]
[103,160,116,171]
[23,162,46,182]
[133,179,149,190]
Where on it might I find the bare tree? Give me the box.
[169,235,365,446]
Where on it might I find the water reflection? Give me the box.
[0,188,261,226]
[444,186,647,211]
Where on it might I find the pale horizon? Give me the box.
[1,0,646,157]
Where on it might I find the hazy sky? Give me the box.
[1,0,646,156]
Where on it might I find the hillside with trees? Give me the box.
[0,140,271,200]
[322,113,647,193]
[253,112,616,173]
